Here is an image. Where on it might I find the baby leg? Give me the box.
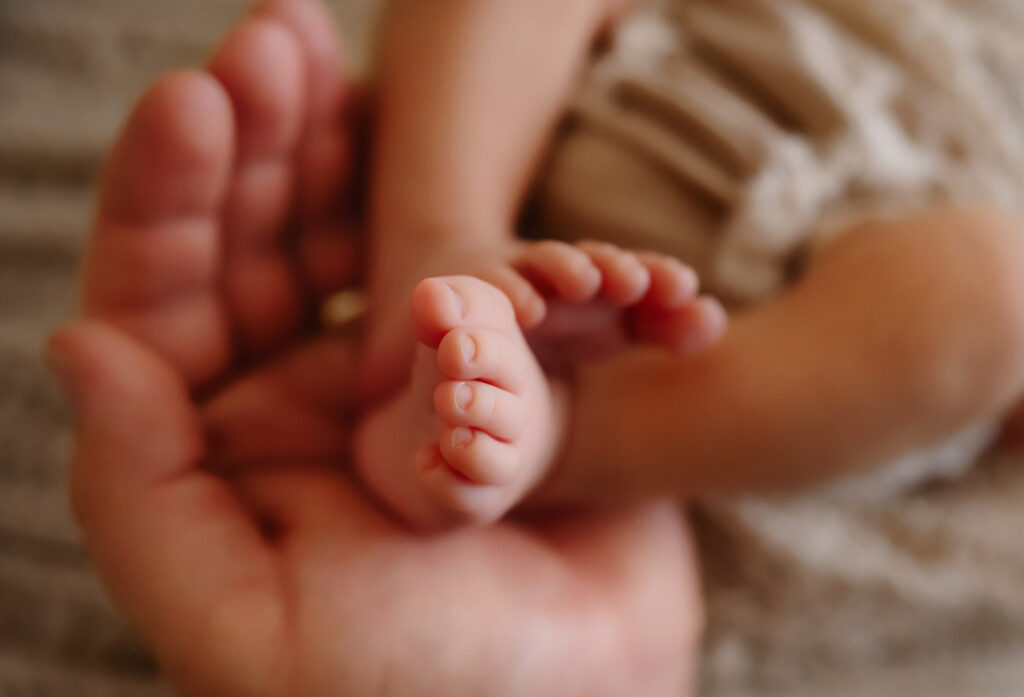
[543,207,1024,503]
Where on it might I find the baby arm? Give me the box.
[363,0,633,397]
[545,208,1024,503]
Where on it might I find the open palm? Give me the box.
[50,1,701,695]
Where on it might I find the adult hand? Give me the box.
[50,320,699,697]
[47,1,702,695]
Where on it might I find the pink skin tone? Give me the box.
[518,242,727,361]
[51,1,703,695]
[356,241,726,528]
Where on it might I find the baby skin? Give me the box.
[356,241,726,528]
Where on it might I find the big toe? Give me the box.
[411,276,518,348]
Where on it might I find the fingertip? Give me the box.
[101,71,234,223]
[45,322,128,414]
[207,18,305,158]
[45,321,193,427]
[251,0,347,121]
[252,0,342,64]
[136,71,234,164]
[45,325,85,414]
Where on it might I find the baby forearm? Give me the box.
[549,208,1024,502]
[371,0,624,256]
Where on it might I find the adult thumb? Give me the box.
[45,320,202,493]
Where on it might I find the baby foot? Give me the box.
[356,241,726,529]
[355,276,568,529]
[511,240,728,365]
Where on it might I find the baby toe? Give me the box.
[636,252,700,309]
[436,327,528,392]
[476,265,547,328]
[417,459,511,526]
[636,295,728,353]
[439,427,521,486]
[434,380,524,441]
[514,240,602,302]
[411,446,507,526]
[576,241,651,306]
[411,276,518,347]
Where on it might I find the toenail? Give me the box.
[459,334,477,363]
[454,383,474,410]
[451,427,474,448]
[444,283,465,318]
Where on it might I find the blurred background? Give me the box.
[4,1,1024,696]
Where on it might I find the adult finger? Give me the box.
[83,72,235,387]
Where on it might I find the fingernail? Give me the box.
[451,427,473,448]
[454,383,473,410]
[459,334,476,363]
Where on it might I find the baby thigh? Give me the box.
[799,207,1024,435]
